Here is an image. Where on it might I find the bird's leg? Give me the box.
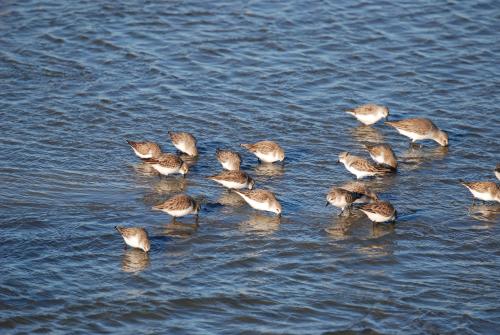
[195,214,200,227]
[338,207,345,217]
[472,198,476,205]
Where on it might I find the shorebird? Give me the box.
[152,194,200,222]
[240,141,285,163]
[460,180,500,203]
[207,170,255,190]
[326,187,362,216]
[143,153,189,177]
[115,226,151,252]
[359,201,397,223]
[385,118,449,147]
[365,143,398,170]
[341,181,379,203]
[338,152,393,179]
[168,131,198,157]
[345,104,389,126]
[127,140,162,160]
[234,189,282,216]
[216,149,242,171]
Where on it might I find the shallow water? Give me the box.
[1,0,499,334]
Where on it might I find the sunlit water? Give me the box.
[1,0,499,334]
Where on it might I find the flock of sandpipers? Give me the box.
[116,104,500,252]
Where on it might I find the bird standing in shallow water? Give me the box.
[240,141,285,164]
[359,201,397,224]
[207,170,255,190]
[115,226,150,252]
[385,118,449,147]
[168,131,198,157]
[326,187,362,216]
[338,152,393,179]
[152,194,200,223]
[216,149,242,171]
[127,140,162,160]
[364,143,398,170]
[234,189,282,216]
[460,180,500,204]
[143,153,189,178]
[345,104,389,126]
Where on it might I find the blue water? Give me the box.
[1,0,499,334]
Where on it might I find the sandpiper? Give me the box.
[216,149,242,171]
[115,226,151,252]
[127,140,162,160]
[168,131,198,157]
[341,181,379,203]
[143,153,189,177]
[240,141,285,163]
[234,189,282,216]
[152,194,200,222]
[385,118,448,147]
[338,152,393,179]
[495,164,500,180]
[359,201,397,223]
[326,187,362,216]
[345,104,389,126]
[460,180,500,203]
[365,143,398,170]
[207,170,255,190]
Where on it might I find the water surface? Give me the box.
[1,0,499,334]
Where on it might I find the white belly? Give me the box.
[495,171,500,181]
[152,164,179,176]
[362,211,394,223]
[397,129,429,142]
[174,142,195,156]
[329,197,348,209]
[133,148,153,159]
[221,161,239,171]
[123,235,142,249]
[346,164,373,179]
[255,151,279,163]
[353,113,382,125]
[370,153,385,165]
[470,189,495,201]
[163,207,193,217]
[240,194,272,212]
[214,179,247,189]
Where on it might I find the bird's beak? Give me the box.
[325,202,329,207]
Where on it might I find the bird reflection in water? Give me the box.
[350,125,385,144]
[121,248,150,273]
[468,203,500,222]
[325,214,356,237]
[400,145,449,170]
[153,177,187,194]
[217,190,246,207]
[239,213,281,235]
[326,213,395,239]
[253,163,285,177]
[132,162,158,176]
[163,219,199,237]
